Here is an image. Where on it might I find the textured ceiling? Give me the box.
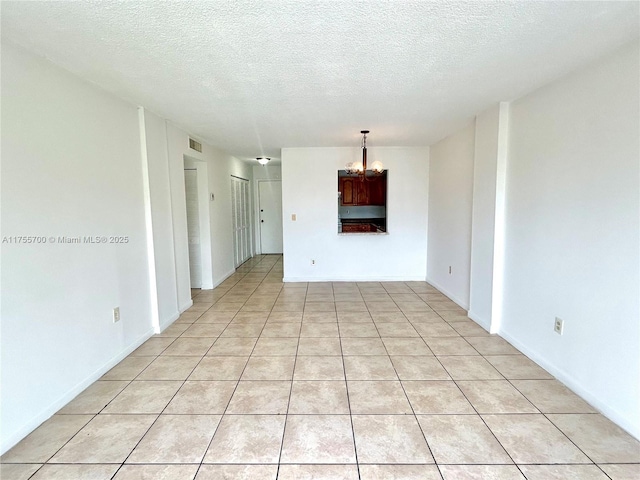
[2,1,638,161]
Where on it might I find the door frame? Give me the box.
[183,155,214,289]
[183,168,202,288]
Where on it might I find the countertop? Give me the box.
[338,231,388,236]
[338,217,387,235]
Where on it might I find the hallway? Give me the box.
[1,255,638,479]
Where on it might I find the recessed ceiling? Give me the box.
[2,1,638,162]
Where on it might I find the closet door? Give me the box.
[231,176,251,267]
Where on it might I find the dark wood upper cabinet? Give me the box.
[367,176,386,206]
[339,176,385,206]
[356,180,369,205]
[341,177,355,205]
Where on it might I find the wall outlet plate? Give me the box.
[113,307,121,323]
[554,317,563,335]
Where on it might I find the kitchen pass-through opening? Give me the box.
[337,170,388,234]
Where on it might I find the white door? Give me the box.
[184,169,202,288]
[259,180,283,254]
[231,176,252,267]
[242,180,251,260]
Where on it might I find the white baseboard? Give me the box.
[425,276,469,310]
[0,328,155,455]
[206,269,236,290]
[499,328,640,441]
[283,276,427,283]
[158,311,181,333]
[467,309,491,331]
[179,299,193,313]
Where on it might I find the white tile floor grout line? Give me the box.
[1,255,638,480]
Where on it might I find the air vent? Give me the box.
[189,138,202,153]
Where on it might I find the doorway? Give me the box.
[184,169,201,288]
[258,180,283,254]
[183,156,213,289]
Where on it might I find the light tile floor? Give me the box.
[2,255,639,479]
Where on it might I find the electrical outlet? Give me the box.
[448,266,452,274]
[311,259,316,266]
[554,317,563,335]
[113,307,121,323]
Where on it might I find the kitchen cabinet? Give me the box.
[342,223,379,233]
[339,177,367,205]
[340,177,354,205]
[339,176,385,206]
[368,176,386,206]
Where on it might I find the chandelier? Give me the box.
[345,130,384,177]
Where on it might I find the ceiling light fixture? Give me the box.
[345,130,383,178]
[257,157,270,165]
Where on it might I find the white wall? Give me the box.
[468,106,499,328]
[166,125,198,309]
[183,156,214,290]
[282,147,429,281]
[205,146,253,284]
[142,109,179,328]
[0,44,254,454]
[166,124,254,290]
[502,41,640,438]
[253,165,282,181]
[427,122,476,308]
[1,43,154,452]
[467,103,510,332]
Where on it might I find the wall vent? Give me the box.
[189,138,202,153]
